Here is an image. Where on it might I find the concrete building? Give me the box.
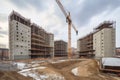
[48,33,54,58]
[71,47,77,55]
[30,23,54,58]
[54,40,67,57]
[93,21,116,58]
[71,47,79,58]
[77,33,95,58]
[77,21,116,58]
[9,11,54,60]
[9,11,31,60]
[0,48,9,60]
[116,47,120,56]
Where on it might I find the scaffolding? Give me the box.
[54,40,67,57]
[30,23,53,58]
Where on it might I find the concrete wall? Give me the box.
[0,48,9,60]
[9,20,31,60]
[116,48,120,56]
[93,28,115,58]
[49,34,54,58]
[77,40,80,52]
[0,62,17,71]
[54,40,67,57]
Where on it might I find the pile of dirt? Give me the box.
[37,67,65,80]
[45,59,119,80]
[71,59,118,80]
[76,59,99,77]
[47,60,82,69]
[0,71,32,80]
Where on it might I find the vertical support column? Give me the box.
[68,22,72,59]
[67,12,72,59]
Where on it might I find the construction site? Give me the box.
[0,0,120,80]
[0,58,120,80]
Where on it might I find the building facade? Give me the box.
[48,33,54,58]
[54,40,67,57]
[116,47,120,56]
[77,21,116,58]
[77,33,95,58]
[9,11,54,60]
[0,48,9,60]
[30,23,54,58]
[9,11,31,60]
[93,21,116,58]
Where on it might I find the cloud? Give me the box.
[0,35,4,38]
[0,35,8,48]
[74,0,120,26]
[0,21,8,36]
[0,28,8,38]
[0,13,7,22]
[0,0,120,48]
[0,30,7,35]
[10,0,54,11]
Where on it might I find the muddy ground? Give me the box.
[0,59,120,80]
[0,71,32,80]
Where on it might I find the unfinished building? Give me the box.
[93,21,116,58]
[77,33,95,58]
[116,47,120,56]
[9,11,54,60]
[54,40,67,57]
[77,21,116,58]
[9,11,31,60]
[0,48,9,60]
[30,23,54,58]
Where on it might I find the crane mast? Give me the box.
[56,0,78,59]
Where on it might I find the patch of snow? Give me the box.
[19,70,48,80]
[19,71,30,76]
[71,67,78,76]
[19,66,46,73]
[19,68,32,73]
[46,74,65,80]
[51,59,81,63]
[102,57,120,66]
[32,64,39,67]
[18,66,47,80]
[40,75,48,79]
[28,72,48,80]
[51,60,67,63]
[37,66,46,69]
[31,61,45,64]
[15,62,27,70]
[18,66,65,80]
[15,61,44,70]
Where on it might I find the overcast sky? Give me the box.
[0,0,120,48]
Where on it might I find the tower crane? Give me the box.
[56,0,78,59]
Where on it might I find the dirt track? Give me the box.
[44,59,119,80]
[46,60,81,80]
